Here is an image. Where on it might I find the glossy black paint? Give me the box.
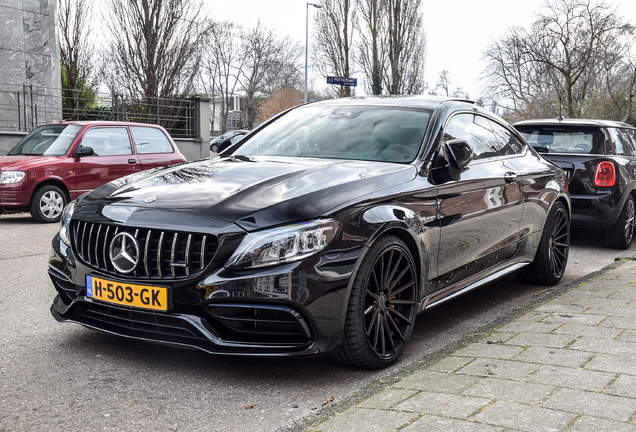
[514,119,636,230]
[49,96,569,360]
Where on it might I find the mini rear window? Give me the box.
[515,125,605,154]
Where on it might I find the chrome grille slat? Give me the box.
[144,230,151,277]
[185,234,192,276]
[201,235,206,271]
[94,225,102,268]
[88,224,95,264]
[170,233,178,277]
[157,232,165,278]
[80,222,88,259]
[70,221,218,280]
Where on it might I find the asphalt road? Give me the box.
[0,212,629,432]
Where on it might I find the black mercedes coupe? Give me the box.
[49,96,570,368]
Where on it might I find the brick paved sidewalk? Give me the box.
[300,260,636,432]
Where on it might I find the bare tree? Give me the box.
[483,0,634,120]
[383,0,426,94]
[312,0,356,97]
[104,0,209,102]
[356,0,385,95]
[201,21,247,133]
[603,56,636,123]
[240,22,303,128]
[58,0,97,119]
[435,70,451,97]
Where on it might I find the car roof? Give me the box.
[48,121,166,128]
[309,95,476,110]
[513,118,635,129]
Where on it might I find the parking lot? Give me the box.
[0,212,630,432]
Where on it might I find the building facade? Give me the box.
[0,0,61,132]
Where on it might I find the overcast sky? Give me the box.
[207,0,636,99]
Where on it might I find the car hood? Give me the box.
[83,155,416,230]
[0,155,62,171]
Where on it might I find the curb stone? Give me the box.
[275,259,630,432]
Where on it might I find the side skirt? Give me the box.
[420,260,530,312]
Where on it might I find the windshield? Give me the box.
[235,105,432,163]
[9,124,82,156]
[515,125,605,154]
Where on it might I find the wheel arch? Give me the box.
[29,179,71,207]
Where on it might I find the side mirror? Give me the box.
[73,145,94,158]
[445,139,473,181]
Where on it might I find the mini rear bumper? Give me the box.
[569,192,620,229]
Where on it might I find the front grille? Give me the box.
[83,302,204,340]
[207,303,312,345]
[72,220,218,279]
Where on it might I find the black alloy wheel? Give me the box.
[333,235,418,369]
[517,201,570,285]
[605,195,635,250]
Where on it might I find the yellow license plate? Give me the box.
[86,275,168,311]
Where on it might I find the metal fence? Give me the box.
[0,84,196,138]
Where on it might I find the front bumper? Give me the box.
[49,232,363,357]
[0,181,31,209]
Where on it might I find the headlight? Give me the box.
[59,200,78,246]
[0,171,25,184]
[225,219,340,269]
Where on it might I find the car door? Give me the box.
[130,126,185,169]
[435,113,524,290]
[72,126,141,195]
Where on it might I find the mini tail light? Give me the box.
[594,161,616,187]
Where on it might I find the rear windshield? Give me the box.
[515,125,605,154]
[235,105,432,164]
[9,124,82,156]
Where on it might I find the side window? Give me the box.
[491,121,524,155]
[81,127,132,156]
[610,128,636,156]
[131,127,174,154]
[626,130,636,155]
[444,113,501,159]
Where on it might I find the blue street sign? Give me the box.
[327,76,357,86]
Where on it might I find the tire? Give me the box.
[517,201,570,285]
[29,185,67,223]
[210,144,219,153]
[604,195,635,250]
[331,235,418,369]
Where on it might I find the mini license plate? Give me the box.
[86,275,168,311]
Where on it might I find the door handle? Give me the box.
[504,172,518,183]
[128,159,136,164]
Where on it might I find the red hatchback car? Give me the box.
[0,121,186,222]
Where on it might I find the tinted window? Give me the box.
[236,105,431,163]
[132,127,174,154]
[444,113,501,159]
[609,128,636,156]
[515,125,605,154]
[82,128,132,156]
[8,124,82,156]
[491,121,524,155]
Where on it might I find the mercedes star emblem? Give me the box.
[109,232,140,273]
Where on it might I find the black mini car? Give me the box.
[514,118,636,249]
[49,96,570,368]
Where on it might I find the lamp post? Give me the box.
[305,2,322,104]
